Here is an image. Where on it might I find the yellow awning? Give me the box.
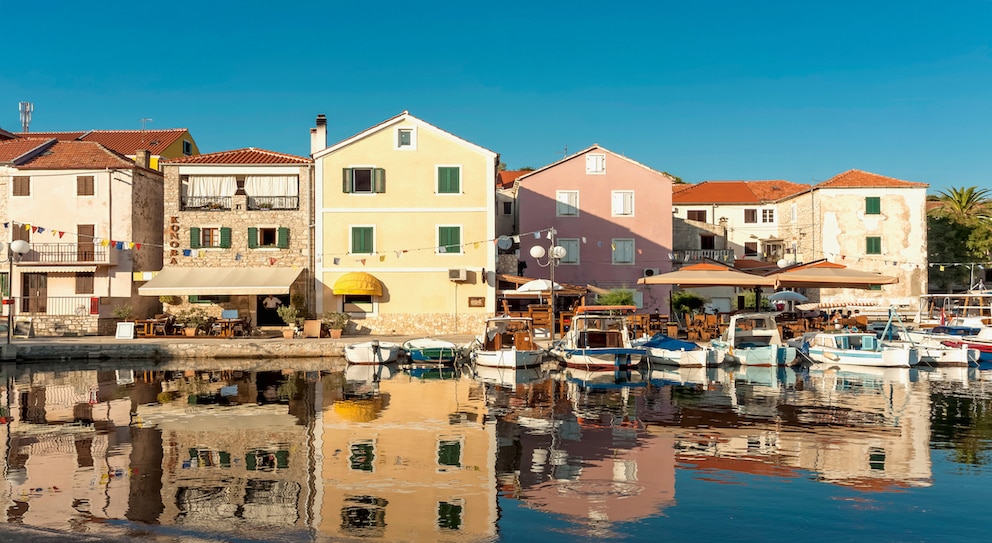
[333,272,383,296]
[138,267,304,296]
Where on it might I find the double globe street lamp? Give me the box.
[6,239,30,345]
[529,228,566,342]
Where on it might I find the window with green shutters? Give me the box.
[438,226,461,254]
[866,236,882,254]
[219,227,232,248]
[437,440,461,468]
[866,197,881,215]
[342,168,386,193]
[437,166,460,194]
[248,227,290,248]
[189,227,201,248]
[351,226,374,254]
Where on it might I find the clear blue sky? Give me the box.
[4,0,991,194]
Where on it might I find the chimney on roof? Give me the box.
[135,149,151,169]
[310,114,327,154]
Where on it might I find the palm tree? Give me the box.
[932,186,992,224]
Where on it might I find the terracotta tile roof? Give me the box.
[672,182,694,193]
[16,129,189,156]
[0,127,16,140]
[816,169,928,189]
[673,180,808,204]
[0,138,55,163]
[163,147,311,165]
[14,141,137,170]
[497,169,530,189]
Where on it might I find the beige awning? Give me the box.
[138,267,304,296]
[19,266,97,273]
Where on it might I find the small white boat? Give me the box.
[550,305,644,370]
[806,331,919,367]
[711,312,797,366]
[642,334,719,367]
[344,340,401,365]
[472,315,544,369]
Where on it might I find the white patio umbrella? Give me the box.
[767,291,808,303]
[517,279,562,292]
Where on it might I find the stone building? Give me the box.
[140,148,314,328]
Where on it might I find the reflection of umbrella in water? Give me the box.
[333,398,384,422]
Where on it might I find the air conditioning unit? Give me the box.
[448,268,468,282]
[643,268,661,277]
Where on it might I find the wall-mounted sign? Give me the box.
[468,297,485,307]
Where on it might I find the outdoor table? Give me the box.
[212,318,246,337]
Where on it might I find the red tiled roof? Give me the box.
[673,180,808,204]
[16,129,189,156]
[497,169,529,189]
[672,182,694,193]
[15,141,137,170]
[0,138,55,163]
[163,147,311,164]
[816,169,928,189]
[0,127,16,140]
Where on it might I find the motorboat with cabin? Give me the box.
[471,315,544,369]
[550,305,644,370]
[711,312,797,366]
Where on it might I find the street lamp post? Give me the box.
[6,240,30,346]
[529,228,566,343]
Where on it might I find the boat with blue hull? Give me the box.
[402,337,463,365]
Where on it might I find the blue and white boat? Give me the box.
[806,331,919,368]
[711,312,797,366]
[642,333,719,367]
[550,305,644,370]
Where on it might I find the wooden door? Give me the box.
[21,273,47,313]
[78,224,95,261]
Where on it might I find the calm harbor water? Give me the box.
[0,357,991,542]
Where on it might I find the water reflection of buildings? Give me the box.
[319,370,496,541]
[485,368,677,536]
[639,364,934,491]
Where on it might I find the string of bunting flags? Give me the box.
[12,219,980,270]
[5,221,144,251]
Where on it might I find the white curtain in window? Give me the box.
[245,175,299,196]
[188,176,237,197]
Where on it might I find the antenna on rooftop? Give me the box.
[140,118,153,143]
[18,102,33,132]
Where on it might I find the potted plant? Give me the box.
[175,307,209,336]
[276,305,303,338]
[112,304,135,321]
[321,311,350,339]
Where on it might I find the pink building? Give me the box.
[516,146,674,313]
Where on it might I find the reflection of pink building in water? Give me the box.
[492,378,677,531]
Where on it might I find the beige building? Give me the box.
[139,148,314,327]
[311,112,498,335]
[0,138,164,336]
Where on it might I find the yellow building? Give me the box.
[311,112,498,335]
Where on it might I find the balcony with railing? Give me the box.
[16,243,112,265]
[248,195,300,210]
[671,249,736,263]
[181,195,233,211]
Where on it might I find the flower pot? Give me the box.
[329,328,343,339]
[184,327,198,337]
[283,329,295,339]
